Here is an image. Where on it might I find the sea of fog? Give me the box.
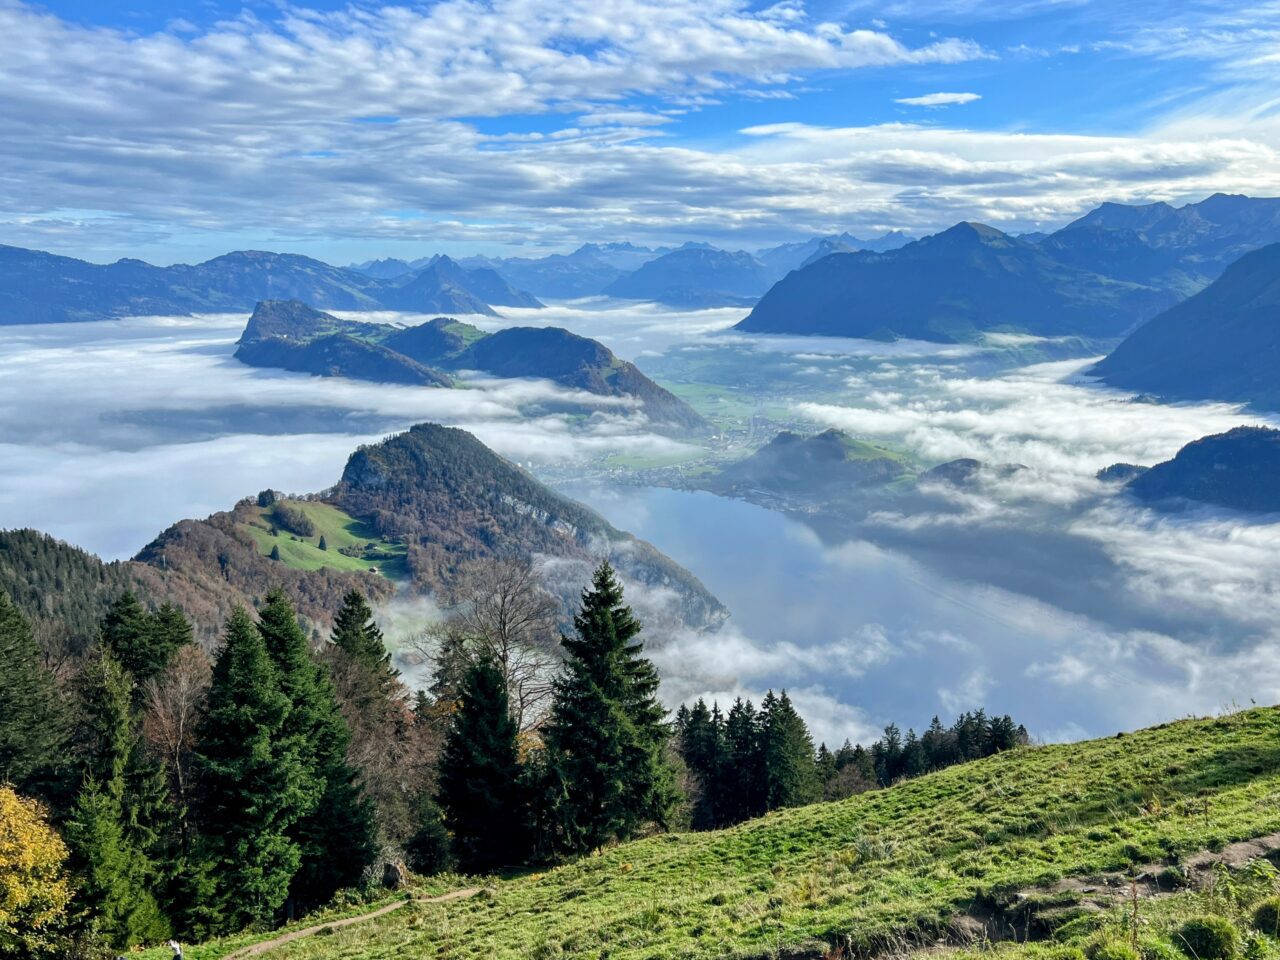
[3,300,1280,745]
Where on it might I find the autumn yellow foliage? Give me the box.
[0,785,72,956]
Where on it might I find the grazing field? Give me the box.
[238,500,410,580]
[148,708,1280,960]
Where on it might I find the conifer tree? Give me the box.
[438,659,526,872]
[192,609,313,932]
[318,535,327,551]
[100,593,187,686]
[902,729,926,778]
[0,592,67,795]
[760,690,818,811]
[722,698,765,824]
[65,778,169,948]
[68,650,170,948]
[542,561,675,854]
[676,698,723,829]
[331,590,397,695]
[269,545,281,561]
[257,590,374,909]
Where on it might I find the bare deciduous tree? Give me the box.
[412,555,560,733]
[142,644,212,847]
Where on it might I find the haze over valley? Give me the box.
[8,3,1280,957]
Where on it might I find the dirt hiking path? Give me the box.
[223,887,481,958]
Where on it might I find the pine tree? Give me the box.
[331,590,397,695]
[542,561,675,854]
[676,699,724,830]
[65,778,169,948]
[0,592,67,795]
[760,690,818,811]
[148,604,193,680]
[902,729,926,778]
[270,545,281,561]
[722,698,765,824]
[318,535,327,551]
[100,593,187,686]
[257,590,374,910]
[875,723,904,785]
[438,659,526,872]
[68,649,170,948]
[192,608,314,933]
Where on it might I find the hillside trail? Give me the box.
[223,887,481,958]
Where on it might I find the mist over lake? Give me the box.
[3,304,1277,745]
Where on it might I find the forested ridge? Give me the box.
[0,557,1027,958]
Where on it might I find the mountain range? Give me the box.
[737,194,1280,343]
[1041,193,1280,295]
[1091,241,1280,411]
[0,246,539,323]
[736,222,1177,342]
[234,299,709,434]
[349,234,916,305]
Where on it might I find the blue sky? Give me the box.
[3,0,1279,263]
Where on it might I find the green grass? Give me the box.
[134,877,473,960]
[164,708,1280,960]
[603,449,710,470]
[833,434,912,465]
[238,500,410,581]
[664,382,761,422]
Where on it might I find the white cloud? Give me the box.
[894,91,982,106]
[5,0,1280,257]
[0,312,705,556]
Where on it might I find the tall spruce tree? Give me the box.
[65,778,169,948]
[68,650,169,948]
[193,609,314,932]
[722,698,765,824]
[100,593,190,688]
[257,590,374,909]
[676,698,723,830]
[331,590,398,698]
[0,592,67,795]
[542,561,675,854]
[438,659,526,872]
[760,690,818,812]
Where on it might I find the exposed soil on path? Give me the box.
[223,887,481,958]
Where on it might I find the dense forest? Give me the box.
[0,558,1026,958]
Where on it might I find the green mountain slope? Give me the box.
[234,301,709,434]
[149,707,1280,960]
[1092,242,1280,411]
[1122,426,1280,513]
[707,429,914,501]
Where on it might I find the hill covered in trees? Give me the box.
[705,429,914,502]
[235,300,708,434]
[0,422,723,651]
[1112,426,1280,513]
[132,423,724,635]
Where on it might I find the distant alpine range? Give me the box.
[738,194,1280,342]
[5,191,1280,414]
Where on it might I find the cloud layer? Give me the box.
[3,0,1280,259]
